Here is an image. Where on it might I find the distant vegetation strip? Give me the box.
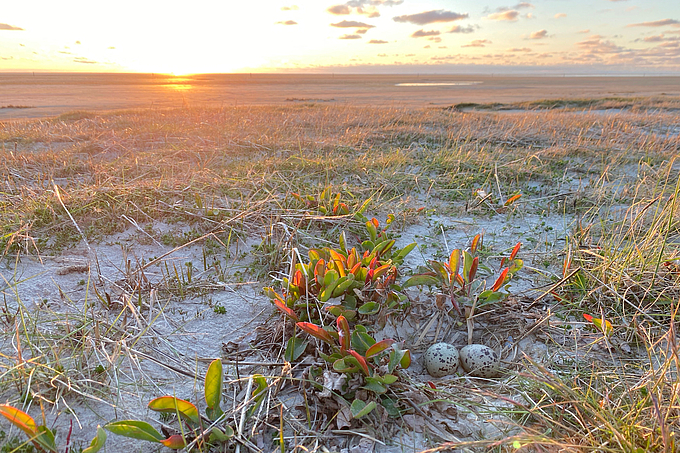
[0,104,34,109]
[446,96,680,112]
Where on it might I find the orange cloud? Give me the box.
[487,10,519,21]
[463,39,492,47]
[331,20,375,28]
[411,29,440,38]
[0,23,23,30]
[393,10,468,25]
[448,24,476,33]
[627,19,680,27]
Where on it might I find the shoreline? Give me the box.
[2,73,680,121]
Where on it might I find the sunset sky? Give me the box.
[1,0,679,74]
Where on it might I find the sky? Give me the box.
[1,0,679,74]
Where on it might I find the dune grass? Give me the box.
[0,102,679,451]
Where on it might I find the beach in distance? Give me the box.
[2,72,680,120]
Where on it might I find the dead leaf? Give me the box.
[336,405,352,429]
[350,437,375,453]
[319,370,346,398]
[402,414,425,433]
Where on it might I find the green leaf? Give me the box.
[104,420,164,443]
[374,239,396,256]
[508,258,524,274]
[400,349,412,369]
[402,274,440,289]
[252,375,268,402]
[206,405,224,421]
[362,378,387,394]
[35,426,58,453]
[82,426,107,453]
[148,396,201,425]
[285,336,308,362]
[350,399,377,419]
[205,359,223,412]
[358,301,380,315]
[209,426,234,443]
[462,250,474,284]
[339,231,348,253]
[333,357,359,374]
[365,220,378,242]
[430,261,450,284]
[356,198,371,217]
[320,274,343,302]
[332,273,356,298]
[323,269,339,289]
[351,330,376,355]
[381,397,400,417]
[247,374,269,418]
[479,290,504,304]
[388,347,410,373]
[377,374,398,385]
[395,242,417,261]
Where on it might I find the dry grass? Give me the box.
[1,102,680,451]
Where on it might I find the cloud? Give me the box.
[462,39,491,47]
[339,34,362,39]
[627,19,680,27]
[369,39,388,43]
[328,0,402,17]
[508,47,532,51]
[642,34,665,42]
[607,0,628,2]
[276,20,298,25]
[529,29,548,39]
[514,2,534,8]
[448,24,476,33]
[578,29,590,33]
[348,0,403,6]
[328,4,351,14]
[0,23,23,30]
[487,10,520,21]
[393,10,468,25]
[554,13,567,18]
[281,5,298,10]
[577,35,623,54]
[411,29,440,38]
[331,20,375,28]
[74,57,97,64]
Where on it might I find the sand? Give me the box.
[1,72,680,120]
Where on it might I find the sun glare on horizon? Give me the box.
[0,0,679,74]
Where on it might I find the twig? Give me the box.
[235,376,254,453]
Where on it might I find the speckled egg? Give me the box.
[424,343,460,378]
[459,344,500,378]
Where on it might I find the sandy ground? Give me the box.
[2,73,680,120]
